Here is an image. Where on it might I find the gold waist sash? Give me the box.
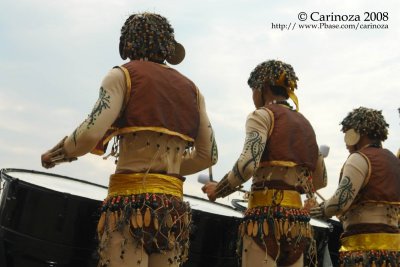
[248,189,302,209]
[340,233,400,252]
[108,173,183,198]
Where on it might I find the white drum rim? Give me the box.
[0,168,107,201]
[310,218,331,228]
[184,194,243,218]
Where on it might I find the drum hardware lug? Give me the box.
[6,196,17,201]
[45,261,57,267]
[189,223,198,238]
[7,178,20,198]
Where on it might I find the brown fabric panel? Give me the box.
[251,180,297,191]
[341,223,400,239]
[259,104,319,171]
[249,230,308,265]
[114,61,199,140]
[352,147,400,206]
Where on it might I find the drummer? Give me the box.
[202,60,327,267]
[311,107,400,266]
[41,12,218,267]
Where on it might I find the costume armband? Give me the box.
[48,137,77,165]
[215,174,237,198]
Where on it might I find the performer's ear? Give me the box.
[344,129,360,146]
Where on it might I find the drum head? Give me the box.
[184,194,243,217]
[306,218,332,267]
[1,168,107,200]
[310,218,331,228]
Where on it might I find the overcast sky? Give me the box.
[1,0,399,206]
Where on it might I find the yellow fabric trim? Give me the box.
[357,151,372,188]
[117,127,193,142]
[260,107,274,138]
[118,66,132,111]
[356,200,400,205]
[340,233,400,251]
[287,90,299,111]
[108,173,183,198]
[100,126,194,149]
[274,71,298,111]
[91,147,106,156]
[258,160,298,168]
[248,189,302,209]
[275,72,296,91]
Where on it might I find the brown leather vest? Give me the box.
[93,61,199,155]
[259,104,318,171]
[351,146,400,206]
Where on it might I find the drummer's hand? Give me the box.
[41,151,56,169]
[41,136,77,169]
[202,182,218,202]
[310,202,327,220]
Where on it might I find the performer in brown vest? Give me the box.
[311,107,400,267]
[41,12,218,267]
[202,60,327,267]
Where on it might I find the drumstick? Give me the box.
[208,166,214,182]
[315,191,326,201]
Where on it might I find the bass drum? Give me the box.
[326,218,343,267]
[182,195,243,267]
[304,218,332,267]
[0,168,107,267]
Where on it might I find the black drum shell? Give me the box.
[0,169,244,267]
[182,196,242,267]
[0,169,104,267]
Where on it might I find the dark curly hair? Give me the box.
[247,60,298,92]
[340,107,389,141]
[119,12,176,62]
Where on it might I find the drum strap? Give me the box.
[340,233,400,251]
[248,189,302,209]
[108,173,183,198]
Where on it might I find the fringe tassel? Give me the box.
[97,212,106,238]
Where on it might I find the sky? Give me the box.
[0,0,399,208]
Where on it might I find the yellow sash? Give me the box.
[248,189,302,209]
[108,173,183,198]
[340,233,400,252]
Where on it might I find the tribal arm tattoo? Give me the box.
[326,176,355,213]
[322,164,328,186]
[70,87,111,147]
[208,123,218,164]
[72,122,85,146]
[232,131,265,183]
[86,87,111,129]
